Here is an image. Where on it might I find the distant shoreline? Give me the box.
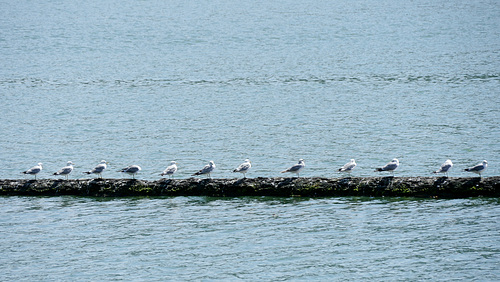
[1,177,498,198]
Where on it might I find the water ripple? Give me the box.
[0,196,499,280]
[1,73,499,88]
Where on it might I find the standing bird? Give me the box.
[53,161,74,180]
[161,161,178,178]
[83,160,108,179]
[233,159,252,178]
[464,160,488,177]
[118,165,141,179]
[338,159,357,175]
[192,161,216,178]
[22,163,43,180]
[375,158,399,176]
[281,159,305,177]
[433,159,453,177]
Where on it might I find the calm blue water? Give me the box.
[1,196,499,281]
[0,0,499,179]
[1,1,500,280]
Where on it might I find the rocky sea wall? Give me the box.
[0,177,499,198]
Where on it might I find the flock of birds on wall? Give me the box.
[20,158,489,180]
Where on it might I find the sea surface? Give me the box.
[0,0,499,179]
[1,0,500,280]
[0,196,499,281]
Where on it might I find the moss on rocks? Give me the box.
[0,176,498,198]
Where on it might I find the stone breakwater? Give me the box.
[0,177,499,198]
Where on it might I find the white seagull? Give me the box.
[53,161,74,180]
[464,160,488,177]
[84,160,108,178]
[161,161,178,178]
[433,159,453,177]
[233,159,252,178]
[118,165,142,179]
[375,158,399,175]
[281,159,305,177]
[338,159,357,175]
[192,161,216,178]
[22,163,43,180]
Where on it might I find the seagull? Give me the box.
[118,165,141,179]
[53,161,74,180]
[233,159,251,178]
[464,160,488,177]
[84,160,108,179]
[192,161,216,178]
[375,158,399,175]
[160,161,178,178]
[281,159,305,177]
[433,159,453,177]
[338,159,357,175]
[22,163,43,180]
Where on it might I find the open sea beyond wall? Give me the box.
[1,196,499,281]
[1,0,499,280]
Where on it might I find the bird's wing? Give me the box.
[440,163,452,172]
[236,162,250,172]
[27,166,41,174]
[468,163,485,172]
[342,162,356,171]
[382,162,398,171]
[165,165,177,174]
[56,166,73,175]
[288,163,303,172]
[93,164,106,173]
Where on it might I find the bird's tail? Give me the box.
[281,170,287,173]
[338,168,343,172]
[464,168,469,172]
[53,172,59,175]
[83,171,91,174]
[375,168,383,172]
